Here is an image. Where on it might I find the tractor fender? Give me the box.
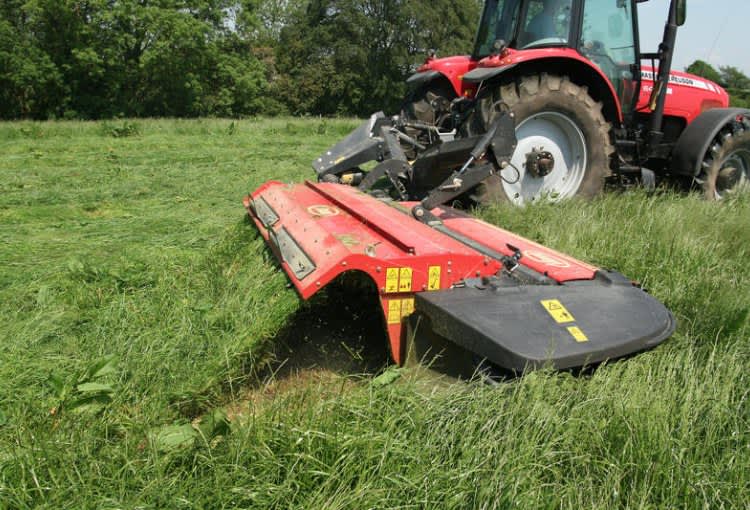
[406,70,442,88]
[467,55,624,124]
[461,64,516,84]
[670,108,750,176]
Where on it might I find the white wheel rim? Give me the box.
[499,111,588,205]
[715,148,750,199]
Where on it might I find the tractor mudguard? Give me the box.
[462,64,516,84]
[245,181,676,372]
[671,107,750,176]
[406,70,442,87]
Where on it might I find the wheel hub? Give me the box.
[525,148,555,178]
[502,111,588,205]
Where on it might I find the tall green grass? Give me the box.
[1,119,748,508]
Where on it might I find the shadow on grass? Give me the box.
[252,275,391,388]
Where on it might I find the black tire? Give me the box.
[698,119,750,200]
[402,81,456,128]
[473,73,613,205]
[400,81,458,160]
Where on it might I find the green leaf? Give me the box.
[48,373,67,398]
[68,393,112,414]
[372,368,402,388]
[76,382,113,394]
[0,409,7,427]
[196,409,231,440]
[84,355,118,380]
[149,424,198,452]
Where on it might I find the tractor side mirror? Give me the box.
[675,0,686,26]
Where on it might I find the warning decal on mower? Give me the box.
[387,298,415,324]
[401,298,415,317]
[541,299,575,324]
[567,326,589,343]
[399,268,413,292]
[386,268,400,293]
[428,266,441,291]
[385,267,413,293]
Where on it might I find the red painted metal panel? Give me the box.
[246,181,503,363]
[246,181,598,363]
[637,66,729,125]
[433,207,597,282]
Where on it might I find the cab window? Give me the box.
[579,0,638,108]
[517,0,574,49]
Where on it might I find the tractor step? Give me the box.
[245,181,676,371]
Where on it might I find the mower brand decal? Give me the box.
[307,205,340,218]
[428,266,441,291]
[524,250,571,268]
[335,233,360,247]
[567,326,589,343]
[541,299,575,324]
[386,268,400,293]
[387,298,415,324]
[399,268,413,292]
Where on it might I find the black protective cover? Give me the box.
[312,112,390,177]
[415,276,676,372]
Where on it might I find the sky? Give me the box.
[638,0,750,76]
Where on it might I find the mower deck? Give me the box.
[245,180,675,371]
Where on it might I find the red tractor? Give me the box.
[314,0,749,205]
[243,0,748,374]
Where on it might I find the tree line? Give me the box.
[2,1,748,120]
[0,0,480,119]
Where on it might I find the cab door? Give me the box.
[577,0,639,117]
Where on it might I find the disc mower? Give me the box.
[241,0,750,372]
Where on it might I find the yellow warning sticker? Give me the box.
[401,298,415,317]
[567,326,589,343]
[385,268,399,293]
[428,266,441,291]
[398,268,413,292]
[387,300,402,324]
[541,299,575,324]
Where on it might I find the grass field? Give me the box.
[1,118,748,509]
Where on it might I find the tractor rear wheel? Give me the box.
[474,74,613,205]
[699,121,750,200]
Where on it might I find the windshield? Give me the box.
[473,0,574,57]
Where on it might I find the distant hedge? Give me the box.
[0,0,481,120]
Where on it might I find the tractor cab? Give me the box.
[472,0,640,116]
